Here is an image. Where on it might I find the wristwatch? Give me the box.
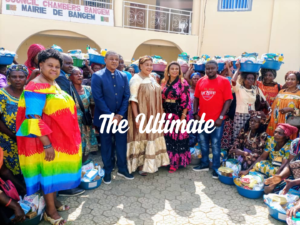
[193,112,198,116]
[219,115,224,120]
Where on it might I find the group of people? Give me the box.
[0,43,300,224]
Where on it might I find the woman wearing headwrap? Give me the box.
[229,111,268,170]
[0,65,27,175]
[266,71,300,139]
[239,123,297,178]
[127,56,170,176]
[257,69,281,111]
[24,44,45,80]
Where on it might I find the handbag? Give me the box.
[255,87,268,111]
[286,112,300,128]
[0,178,20,201]
[289,141,300,179]
[71,84,93,126]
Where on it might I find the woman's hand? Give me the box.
[264,175,282,185]
[44,146,55,161]
[135,121,140,130]
[11,202,26,224]
[279,107,294,114]
[238,170,249,177]
[287,204,300,217]
[282,179,296,195]
[235,60,241,70]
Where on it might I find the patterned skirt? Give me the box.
[253,160,279,177]
[233,112,250,141]
[221,118,234,150]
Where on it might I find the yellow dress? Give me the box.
[266,89,300,140]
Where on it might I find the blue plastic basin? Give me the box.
[235,183,264,199]
[0,54,15,65]
[79,177,103,190]
[89,54,105,65]
[261,60,283,70]
[232,61,237,69]
[131,64,140,73]
[267,205,286,222]
[240,60,262,73]
[218,174,234,185]
[193,64,205,72]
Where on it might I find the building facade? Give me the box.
[0,0,299,84]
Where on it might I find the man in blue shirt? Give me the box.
[92,51,134,184]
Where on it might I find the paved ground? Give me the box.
[40,154,284,225]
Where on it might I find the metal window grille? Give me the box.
[218,0,253,11]
[84,0,112,9]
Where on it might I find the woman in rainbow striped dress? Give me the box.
[16,49,82,225]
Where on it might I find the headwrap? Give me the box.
[6,64,29,77]
[250,111,267,124]
[191,72,201,79]
[24,44,45,68]
[0,147,3,169]
[277,123,298,137]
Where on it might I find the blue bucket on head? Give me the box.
[193,64,205,72]
[235,182,264,199]
[0,53,15,65]
[232,61,237,69]
[261,59,284,70]
[218,63,225,71]
[240,60,262,73]
[131,64,140,73]
[89,54,105,65]
[218,173,234,185]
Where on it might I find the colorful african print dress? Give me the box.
[253,136,291,177]
[16,82,82,195]
[73,86,97,155]
[266,89,300,140]
[162,77,191,169]
[0,88,20,175]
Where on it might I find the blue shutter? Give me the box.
[220,0,251,10]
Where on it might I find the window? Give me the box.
[84,0,111,9]
[218,0,253,11]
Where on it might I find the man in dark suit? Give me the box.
[92,51,133,184]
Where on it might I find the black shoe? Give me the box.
[193,165,209,172]
[117,170,134,180]
[103,173,111,184]
[212,170,219,179]
[58,188,85,196]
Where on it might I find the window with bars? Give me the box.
[84,0,111,9]
[218,0,253,11]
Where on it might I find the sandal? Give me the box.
[56,205,70,212]
[169,166,177,173]
[44,212,66,225]
[138,171,147,176]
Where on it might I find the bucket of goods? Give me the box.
[193,64,205,72]
[72,57,85,67]
[240,60,262,73]
[13,194,45,225]
[0,53,15,65]
[232,61,237,69]
[218,167,234,185]
[264,192,300,223]
[261,59,283,71]
[234,173,265,199]
[178,53,189,62]
[80,162,104,190]
[181,64,189,74]
[89,54,105,65]
[131,64,140,73]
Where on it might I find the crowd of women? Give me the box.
[0,43,300,224]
